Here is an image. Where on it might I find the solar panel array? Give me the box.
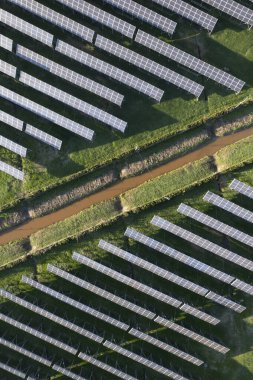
[0,58,16,78]
[72,252,219,325]
[55,40,164,101]
[0,34,13,51]
[0,135,27,157]
[151,0,218,31]
[0,160,24,180]
[0,110,23,130]
[0,9,54,46]
[135,30,245,93]
[8,0,95,42]
[229,179,253,200]
[21,275,129,331]
[52,364,88,380]
[0,85,94,140]
[95,35,204,97]
[103,0,177,34]
[201,0,253,27]
[154,213,253,273]
[47,264,156,320]
[204,191,253,224]
[0,337,52,367]
[103,340,189,380]
[56,0,136,38]
[178,203,253,248]
[0,362,26,379]
[0,289,103,344]
[25,124,62,150]
[78,352,137,380]
[19,71,127,132]
[128,328,203,366]
[16,44,124,107]
[125,226,235,284]
[98,239,244,313]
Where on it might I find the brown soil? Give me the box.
[0,126,252,246]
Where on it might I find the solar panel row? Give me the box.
[8,0,95,42]
[55,40,164,101]
[151,0,218,31]
[95,35,204,97]
[0,135,27,157]
[201,0,253,27]
[0,160,24,180]
[0,288,103,344]
[103,340,189,380]
[0,58,16,78]
[204,191,253,224]
[52,364,88,380]
[103,0,177,34]
[56,0,136,38]
[0,362,26,379]
[0,33,13,51]
[16,45,124,106]
[19,71,127,132]
[21,275,129,331]
[0,9,54,46]
[25,124,62,150]
[72,252,219,325]
[0,110,23,130]
[0,85,94,140]
[125,226,234,284]
[135,30,245,93]
[229,179,253,200]
[178,203,253,248]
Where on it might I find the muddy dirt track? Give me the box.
[0,127,253,246]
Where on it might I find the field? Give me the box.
[0,0,253,379]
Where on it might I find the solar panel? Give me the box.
[0,312,76,357]
[21,276,129,331]
[230,279,253,296]
[8,0,95,42]
[0,362,26,379]
[0,9,53,46]
[0,85,94,140]
[178,203,253,248]
[154,316,229,354]
[128,328,203,366]
[98,239,243,313]
[201,0,253,27]
[0,110,23,131]
[0,34,13,51]
[25,124,62,150]
[204,191,253,224]
[0,289,103,344]
[152,213,253,273]
[151,0,217,31]
[229,179,253,200]
[103,0,177,35]
[56,0,136,38]
[95,35,204,97]
[19,72,127,132]
[0,160,24,180]
[47,264,156,320]
[0,135,27,157]
[52,364,88,380]
[72,252,219,325]
[78,352,137,380]
[0,337,52,367]
[135,30,245,93]
[0,58,16,78]
[125,226,235,284]
[16,45,124,106]
[55,40,164,102]
[103,340,189,380]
